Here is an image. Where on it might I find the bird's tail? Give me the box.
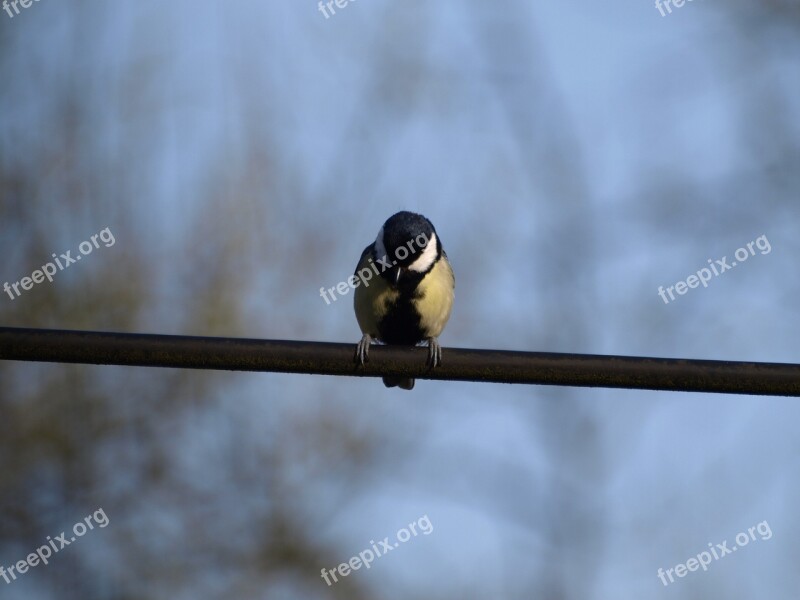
[382,376,415,391]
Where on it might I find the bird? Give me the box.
[353,211,455,390]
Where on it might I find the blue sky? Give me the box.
[1,1,799,598]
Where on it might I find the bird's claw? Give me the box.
[355,334,372,366]
[426,337,442,368]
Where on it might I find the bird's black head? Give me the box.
[374,211,441,285]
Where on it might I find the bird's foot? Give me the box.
[426,337,442,368]
[355,334,372,366]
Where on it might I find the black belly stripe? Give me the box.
[378,286,425,345]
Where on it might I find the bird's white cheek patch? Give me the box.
[408,233,438,272]
[374,227,387,261]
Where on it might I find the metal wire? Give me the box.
[0,326,798,396]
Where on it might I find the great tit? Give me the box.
[353,211,455,390]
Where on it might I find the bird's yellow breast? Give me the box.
[413,256,455,338]
[353,253,454,342]
[353,268,398,337]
